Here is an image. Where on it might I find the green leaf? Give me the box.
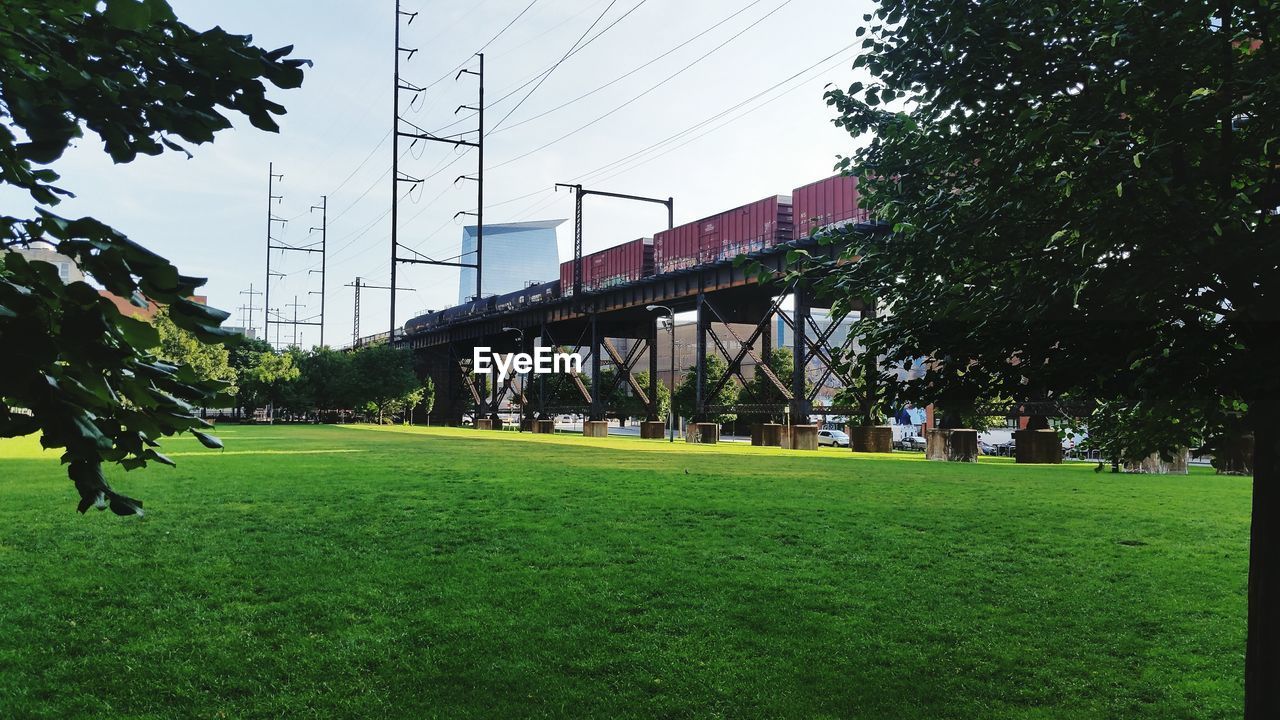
[104,0,152,31]
[191,430,224,449]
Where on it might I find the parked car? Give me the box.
[817,429,849,448]
[898,435,927,451]
[979,440,997,455]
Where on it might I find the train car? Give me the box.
[403,311,440,335]
[560,238,653,296]
[493,280,561,312]
[403,280,562,336]
[654,195,793,275]
[792,175,869,240]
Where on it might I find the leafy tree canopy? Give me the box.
[816,1,1276,713]
[0,1,307,513]
[154,307,238,398]
[673,355,738,425]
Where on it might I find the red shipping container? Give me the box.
[559,238,653,295]
[792,175,868,240]
[655,195,793,274]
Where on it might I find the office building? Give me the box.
[457,220,563,305]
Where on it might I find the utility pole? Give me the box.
[264,163,285,343]
[239,283,263,339]
[554,184,674,298]
[309,196,328,347]
[391,32,484,316]
[347,277,416,348]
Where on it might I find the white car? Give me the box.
[899,434,927,451]
[817,429,850,447]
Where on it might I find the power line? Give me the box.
[410,0,540,100]
[491,0,769,136]
[487,0,796,172]
[427,0,645,138]
[577,43,860,185]
[486,0,622,131]
[493,43,859,225]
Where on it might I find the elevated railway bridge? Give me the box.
[397,231,872,428]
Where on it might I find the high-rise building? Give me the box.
[457,220,564,305]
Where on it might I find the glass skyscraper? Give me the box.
[458,219,563,305]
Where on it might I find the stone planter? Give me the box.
[582,420,608,438]
[847,425,893,453]
[640,421,666,439]
[1014,429,1062,464]
[781,424,819,451]
[534,419,555,434]
[685,423,720,444]
[1125,449,1189,475]
[752,423,783,447]
[1213,434,1255,476]
[474,418,494,431]
[926,429,978,462]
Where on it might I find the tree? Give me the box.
[411,376,436,423]
[672,355,738,425]
[154,307,237,398]
[237,350,300,419]
[297,347,356,416]
[744,347,819,423]
[0,1,307,513]
[818,2,1277,713]
[349,344,422,424]
[597,369,669,422]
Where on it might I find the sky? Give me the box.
[35,0,875,347]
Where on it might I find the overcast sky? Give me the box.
[40,0,874,346]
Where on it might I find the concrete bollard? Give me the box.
[582,420,608,438]
[640,421,666,439]
[1014,429,1062,464]
[847,425,894,453]
[926,429,978,462]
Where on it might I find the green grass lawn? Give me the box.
[0,425,1250,719]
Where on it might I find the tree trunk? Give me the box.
[1246,419,1279,718]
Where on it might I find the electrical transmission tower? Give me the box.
[263,163,285,345]
[284,296,306,347]
[309,196,328,347]
[239,283,263,339]
[263,162,327,350]
[346,277,415,348]
[389,0,484,337]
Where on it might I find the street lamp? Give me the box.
[646,305,675,442]
[502,327,525,432]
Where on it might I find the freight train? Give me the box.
[402,174,868,336]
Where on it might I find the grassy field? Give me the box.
[0,424,1250,719]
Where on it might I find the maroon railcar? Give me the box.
[559,237,653,296]
[792,175,869,240]
[654,195,793,275]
